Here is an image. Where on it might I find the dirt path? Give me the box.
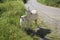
[24,0,60,38]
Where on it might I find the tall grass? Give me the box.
[37,0,60,8]
[0,0,33,40]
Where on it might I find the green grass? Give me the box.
[0,0,33,40]
[37,0,60,8]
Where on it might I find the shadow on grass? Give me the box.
[23,27,51,40]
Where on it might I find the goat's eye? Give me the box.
[31,13,32,14]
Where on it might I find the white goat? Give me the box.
[20,10,38,27]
